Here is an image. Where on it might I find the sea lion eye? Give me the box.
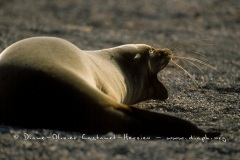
[149,48,154,55]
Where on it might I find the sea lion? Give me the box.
[0,37,219,138]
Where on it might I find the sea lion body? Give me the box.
[0,37,219,137]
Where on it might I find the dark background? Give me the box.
[0,0,239,159]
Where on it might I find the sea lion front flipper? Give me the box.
[115,106,220,138]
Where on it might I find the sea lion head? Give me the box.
[115,44,173,103]
[147,47,173,74]
[130,45,172,74]
[141,46,173,101]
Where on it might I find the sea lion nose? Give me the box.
[155,48,172,58]
[163,49,173,59]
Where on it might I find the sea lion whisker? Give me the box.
[177,59,192,75]
[179,49,206,58]
[164,39,175,49]
[172,56,217,70]
[195,43,213,46]
[169,41,195,51]
[173,57,205,75]
[168,38,213,51]
[191,39,213,46]
[189,50,206,57]
[170,59,201,88]
[167,46,183,52]
[170,39,213,57]
[186,39,213,46]
[168,42,182,50]
[167,67,187,78]
[170,45,207,57]
[166,39,189,50]
[166,40,179,49]
[181,59,205,75]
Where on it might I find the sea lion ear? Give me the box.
[134,54,141,60]
[152,78,168,101]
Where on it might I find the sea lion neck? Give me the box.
[87,45,157,104]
